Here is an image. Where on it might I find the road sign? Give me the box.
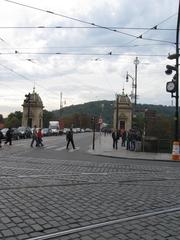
[98,118,103,124]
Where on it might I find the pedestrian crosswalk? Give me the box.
[37,145,80,152]
[13,141,80,152]
[44,145,80,152]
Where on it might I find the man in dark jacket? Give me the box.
[66,128,75,150]
[112,129,119,150]
[5,127,12,145]
[0,129,3,148]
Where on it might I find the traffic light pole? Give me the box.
[175,1,180,141]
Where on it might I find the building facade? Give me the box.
[113,90,132,131]
[22,89,44,128]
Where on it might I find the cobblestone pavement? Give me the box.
[0,136,180,239]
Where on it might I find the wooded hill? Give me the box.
[51,100,176,125]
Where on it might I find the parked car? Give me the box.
[41,128,51,136]
[18,127,32,138]
[1,128,8,139]
[63,128,70,134]
[1,128,21,140]
[84,128,92,132]
[11,128,21,140]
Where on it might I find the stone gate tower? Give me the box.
[113,90,132,131]
[22,88,44,128]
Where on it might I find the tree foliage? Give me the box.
[4,111,22,128]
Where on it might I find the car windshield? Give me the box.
[18,127,25,131]
[2,128,8,133]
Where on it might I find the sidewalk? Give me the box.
[88,134,172,162]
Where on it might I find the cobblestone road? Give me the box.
[0,136,180,239]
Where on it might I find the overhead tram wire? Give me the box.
[0,33,36,64]
[0,42,174,51]
[2,0,175,45]
[0,63,31,80]
[0,52,167,57]
[0,26,176,31]
[124,12,177,47]
[0,62,53,93]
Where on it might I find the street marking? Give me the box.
[15,143,25,146]
[55,146,66,151]
[44,145,58,149]
[28,206,180,240]
[68,147,80,152]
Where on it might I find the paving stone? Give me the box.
[31,224,44,232]
[1,229,14,237]
[1,217,11,224]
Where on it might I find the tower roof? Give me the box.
[119,94,131,105]
[22,90,44,108]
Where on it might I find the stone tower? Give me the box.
[22,88,44,128]
[113,90,132,131]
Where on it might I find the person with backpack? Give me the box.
[66,128,75,150]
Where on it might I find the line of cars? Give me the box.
[1,127,32,140]
[0,127,93,141]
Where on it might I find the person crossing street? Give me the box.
[31,125,38,147]
[66,128,75,150]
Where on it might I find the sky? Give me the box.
[0,0,179,117]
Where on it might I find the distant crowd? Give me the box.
[111,128,142,151]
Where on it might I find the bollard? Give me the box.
[172,141,180,160]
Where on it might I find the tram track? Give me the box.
[27,206,180,240]
[0,176,180,191]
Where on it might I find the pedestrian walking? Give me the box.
[4,127,12,145]
[121,129,126,147]
[37,128,44,147]
[0,129,3,148]
[31,125,38,147]
[112,129,119,150]
[66,128,75,150]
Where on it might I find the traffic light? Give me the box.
[165,54,178,96]
[165,65,177,75]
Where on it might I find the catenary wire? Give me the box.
[123,13,177,47]
[0,26,176,30]
[0,52,168,57]
[2,0,175,44]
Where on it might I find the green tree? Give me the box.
[43,110,54,128]
[5,112,22,128]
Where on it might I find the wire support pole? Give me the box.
[175,0,180,141]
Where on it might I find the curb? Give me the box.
[88,151,174,163]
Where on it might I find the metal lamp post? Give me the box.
[25,93,31,127]
[116,94,119,133]
[134,57,140,106]
[126,56,139,107]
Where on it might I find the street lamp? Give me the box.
[134,57,139,106]
[126,72,135,101]
[126,56,139,107]
[25,93,31,127]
